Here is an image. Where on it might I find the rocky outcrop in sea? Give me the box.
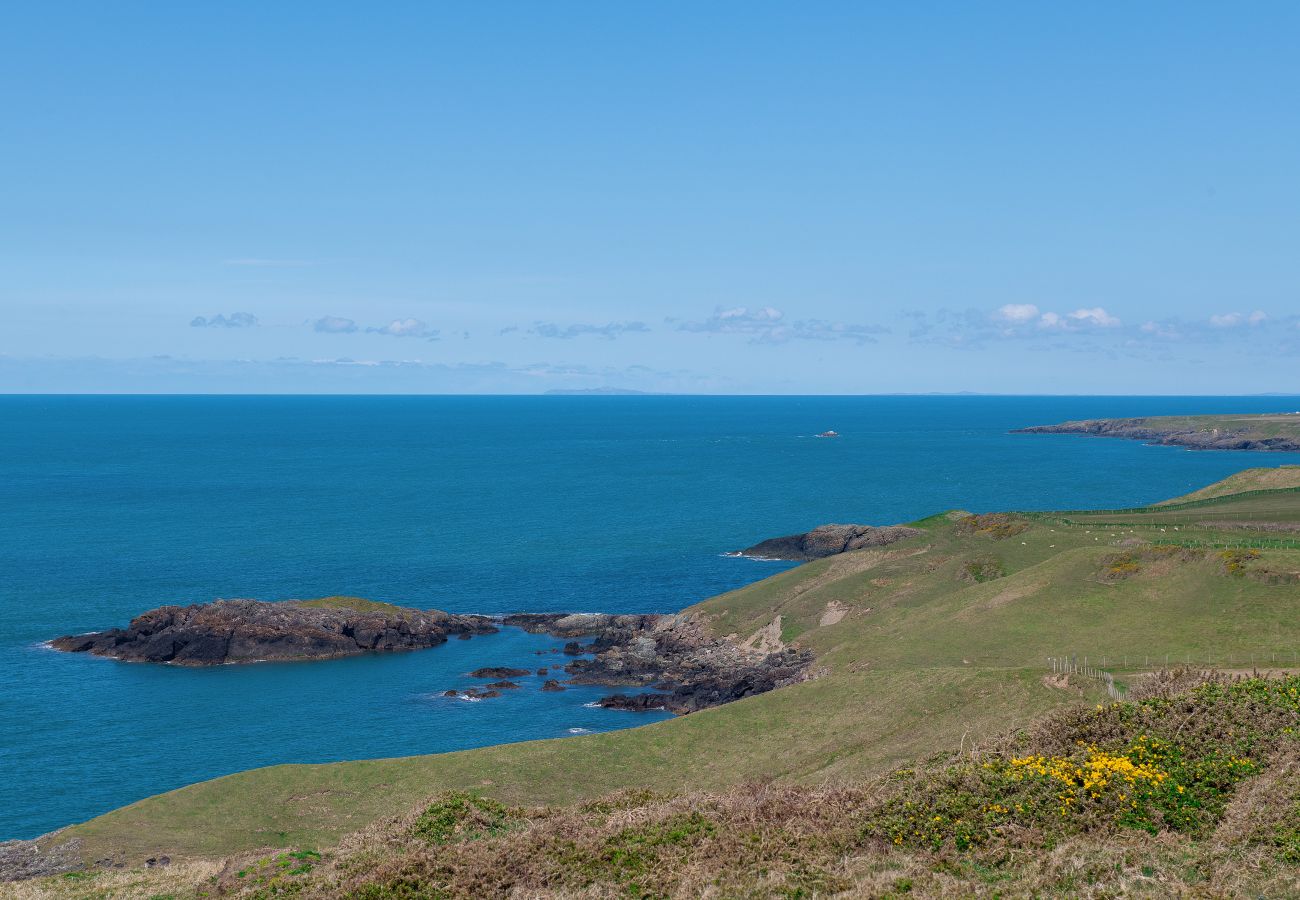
[50,599,497,665]
[733,523,923,561]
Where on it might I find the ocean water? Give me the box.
[3,394,1300,840]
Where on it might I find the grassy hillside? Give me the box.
[18,468,1300,895]
[1157,465,1300,506]
[54,672,1300,899]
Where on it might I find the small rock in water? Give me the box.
[536,667,548,676]
[487,680,520,689]
[541,679,566,692]
[470,667,530,679]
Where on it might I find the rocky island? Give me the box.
[731,522,923,560]
[49,596,497,665]
[1014,412,1300,452]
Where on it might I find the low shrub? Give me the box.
[954,514,1030,540]
[409,793,518,845]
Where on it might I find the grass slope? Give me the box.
[1157,465,1300,506]
[44,469,1300,878]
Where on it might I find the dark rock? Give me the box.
[0,835,84,881]
[49,599,497,666]
[541,679,566,692]
[469,667,530,679]
[487,680,521,689]
[735,524,924,561]
[479,689,501,699]
[503,613,616,637]
[537,667,548,675]
[599,693,671,711]
[562,641,586,656]
[442,690,459,697]
[514,612,813,715]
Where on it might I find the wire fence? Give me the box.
[1048,651,1300,701]
[1048,656,1126,699]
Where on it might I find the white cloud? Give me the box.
[1065,307,1121,328]
[1210,310,1268,328]
[678,306,884,344]
[191,312,258,328]
[678,306,785,335]
[995,303,1040,323]
[367,318,439,339]
[529,321,651,339]
[313,316,359,333]
[988,304,1120,334]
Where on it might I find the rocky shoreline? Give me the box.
[50,598,498,665]
[49,601,813,716]
[731,523,923,560]
[1013,417,1300,452]
[502,612,813,714]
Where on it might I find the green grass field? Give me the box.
[27,467,1300,893]
[1122,412,1300,440]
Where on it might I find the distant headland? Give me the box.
[1014,412,1300,452]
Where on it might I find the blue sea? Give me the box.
[3,395,1300,840]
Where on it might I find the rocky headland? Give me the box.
[732,523,923,560]
[1013,415,1300,452]
[49,598,497,665]
[503,612,812,714]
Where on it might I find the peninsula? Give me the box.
[1014,412,1300,451]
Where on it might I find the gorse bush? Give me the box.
[953,514,1029,540]
[868,675,1300,853]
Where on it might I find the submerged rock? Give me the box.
[49,598,497,666]
[469,667,530,679]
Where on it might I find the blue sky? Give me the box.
[2,1,1298,393]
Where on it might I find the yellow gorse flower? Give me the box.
[1008,747,1170,813]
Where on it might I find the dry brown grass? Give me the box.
[0,859,222,899]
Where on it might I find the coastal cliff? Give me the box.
[1014,414,1300,452]
[50,598,497,665]
[733,523,923,560]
